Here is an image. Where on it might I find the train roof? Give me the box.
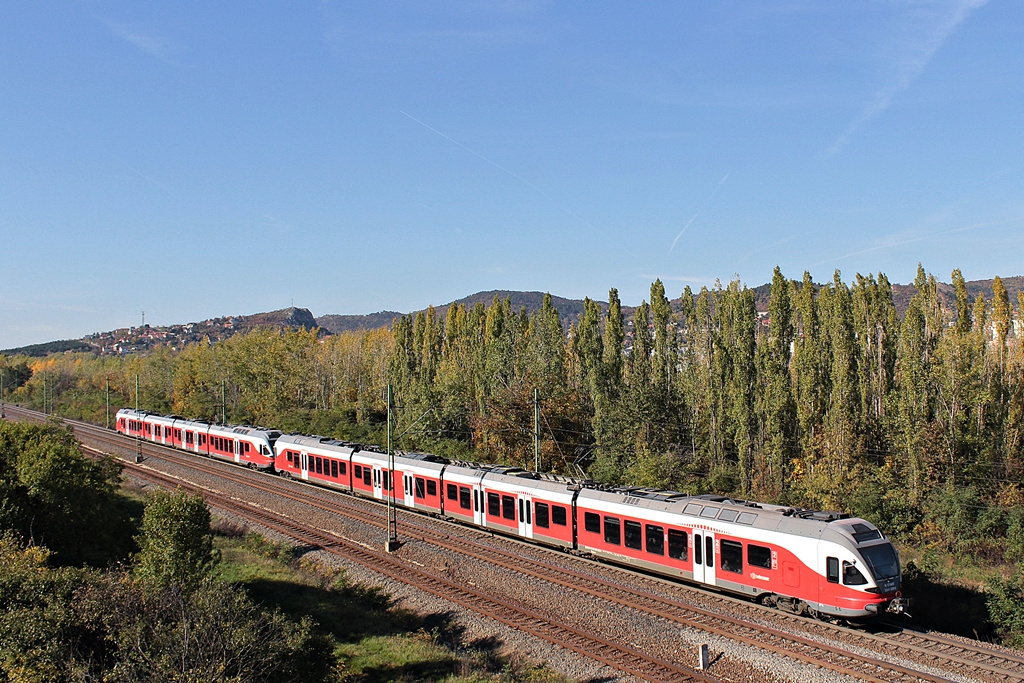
[576,486,872,539]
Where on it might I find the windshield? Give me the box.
[860,543,900,580]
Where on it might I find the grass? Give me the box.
[211,518,572,683]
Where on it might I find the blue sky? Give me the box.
[2,1,1021,348]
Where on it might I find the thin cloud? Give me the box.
[813,216,1020,268]
[669,172,730,252]
[106,20,190,67]
[825,0,989,157]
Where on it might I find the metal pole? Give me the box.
[105,378,110,429]
[43,371,47,415]
[221,379,226,424]
[135,374,142,462]
[385,384,400,552]
[1,368,5,419]
[534,388,540,472]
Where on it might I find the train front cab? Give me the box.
[816,521,906,619]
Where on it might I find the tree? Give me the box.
[134,488,218,592]
[0,420,130,567]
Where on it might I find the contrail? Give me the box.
[400,111,593,228]
[670,172,730,252]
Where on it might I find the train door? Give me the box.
[518,493,533,539]
[472,483,485,527]
[234,439,241,464]
[372,466,390,501]
[403,472,415,508]
[300,452,309,481]
[693,530,717,586]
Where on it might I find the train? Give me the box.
[115,407,908,621]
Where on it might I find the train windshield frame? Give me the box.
[859,543,900,581]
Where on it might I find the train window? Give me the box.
[748,544,772,569]
[584,512,600,533]
[827,557,840,583]
[604,517,621,545]
[645,525,664,555]
[720,539,743,573]
[363,469,371,486]
[315,457,323,475]
[459,487,471,510]
[705,536,714,567]
[526,502,530,525]
[331,460,338,478]
[718,509,738,523]
[502,495,515,520]
[427,480,436,496]
[447,483,458,500]
[244,442,251,453]
[487,493,500,517]
[535,502,550,528]
[339,462,347,476]
[383,471,391,491]
[415,478,426,499]
[518,500,524,523]
[668,529,688,561]
[552,506,567,526]
[624,520,642,550]
[288,452,294,464]
[843,561,867,586]
[699,507,720,519]
[684,503,703,516]
[355,464,363,478]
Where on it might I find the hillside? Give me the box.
[4,277,1021,357]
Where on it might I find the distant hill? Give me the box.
[316,311,402,335]
[5,277,1022,357]
[0,339,94,357]
[241,307,318,332]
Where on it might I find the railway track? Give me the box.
[7,404,1024,682]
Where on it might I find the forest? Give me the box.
[4,265,1024,641]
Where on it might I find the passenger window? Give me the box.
[535,502,550,528]
[331,460,338,478]
[827,557,840,583]
[447,483,458,500]
[363,469,371,486]
[415,477,426,499]
[427,480,436,496]
[624,520,642,550]
[694,534,703,565]
[645,524,664,555]
[502,495,515,520]
[354,464,363,478]
[748,544,772,569]
[720,539,743,573]
[604,517,621,545]
[668,529,688,560]
[459,487,471,510]
[584,512,601,533]
[315,457,323,475]
[487,493,500,517]
[552,506,567,526]
[339,462,347,476]
[843,561,868,586]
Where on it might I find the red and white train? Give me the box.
[116,408,908,620]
